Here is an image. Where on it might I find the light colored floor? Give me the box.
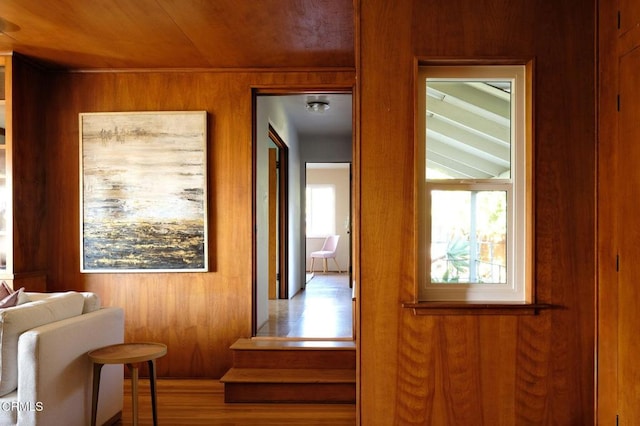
[255,273,353,339]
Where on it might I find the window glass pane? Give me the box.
[306,185,335,236]
[425,80,512,179]
[430,190,507,284]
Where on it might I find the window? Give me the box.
[306,185,336,236]
[417,64,532,302]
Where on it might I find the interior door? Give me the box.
[269,126,288,299]
[268,147,278,299]
[617,45,640,424]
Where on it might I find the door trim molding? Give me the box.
[269,125,289,300]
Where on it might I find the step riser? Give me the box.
[224,383,356,403]
[233,349,355,369]
[223,339,356,404]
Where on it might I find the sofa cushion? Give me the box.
[0,292,85,396]
[24,291,102,314]
[79,292,101,313]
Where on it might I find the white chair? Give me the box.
[309,235,341,273]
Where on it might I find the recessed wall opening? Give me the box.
[252,91,354,339]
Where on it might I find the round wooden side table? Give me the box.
[88,342,167,426]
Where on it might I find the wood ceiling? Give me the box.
[0,0,355,70]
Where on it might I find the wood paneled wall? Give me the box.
[9,55,48,290]
[16,0,596,421]
[597,0,618,422]
[358,0,596,424]
[598,1,640,424]
[43,70,355,378]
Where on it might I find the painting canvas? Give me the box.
[80,111,208,272]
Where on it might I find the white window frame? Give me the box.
[416,64,532,303]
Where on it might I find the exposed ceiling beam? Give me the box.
[426,96,510,145]
[426,132,509,178]
[426,116,510,163]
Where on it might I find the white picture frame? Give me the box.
[79,111,208,273]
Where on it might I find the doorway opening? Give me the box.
[305,162,351,279]
[252,91,353,339]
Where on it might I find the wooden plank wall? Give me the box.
[597,0,618,423]
[598,1,640,424]
[10,55,48,290]
[17,0,596,422]
[358,0,596,424]
[43,70,355,379]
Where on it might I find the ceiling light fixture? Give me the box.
[306,100,330,113]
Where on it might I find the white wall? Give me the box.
[305,166,351,273]
[255,96,303,330]
[255,97,271,330]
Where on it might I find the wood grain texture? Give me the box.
[598,4,640,425]
[358,0,595,424]
[359,0,415,422]
[0,0,354,70]
[43,70,355,379]
[119,379,356,425]
[10,55,47,273]
[619,0,640,35]
[597,0,619,423]
[0,54,48,291]
[268,148,277,300]
[6,0,600,421]
[616,41,640,426]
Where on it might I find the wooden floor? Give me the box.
[255,273,353,339]
[112,274,356,424]
[115,379,356,425]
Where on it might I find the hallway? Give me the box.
[256,273,353,339]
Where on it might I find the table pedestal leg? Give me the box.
[127,364,139,426]
[91,363,104,426]
[148,359,158,426]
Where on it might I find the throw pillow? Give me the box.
[17,291,30,305]
[0,288,24,309]
[0,282,12,301]
[16,288,31,306]
[80,292,101,313]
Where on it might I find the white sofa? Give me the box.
[0,291,124,426]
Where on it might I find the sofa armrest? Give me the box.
[16,307,124,426]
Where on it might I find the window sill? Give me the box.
[402,301,553,315]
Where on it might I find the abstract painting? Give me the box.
[80,111,208,272]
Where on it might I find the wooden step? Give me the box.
[222,368,355,383]
[230,338,356,369]
[222,338,356,403]
[221,368,355,403]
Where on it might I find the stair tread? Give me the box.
[231,338,355,351]
[221,367,356,384]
